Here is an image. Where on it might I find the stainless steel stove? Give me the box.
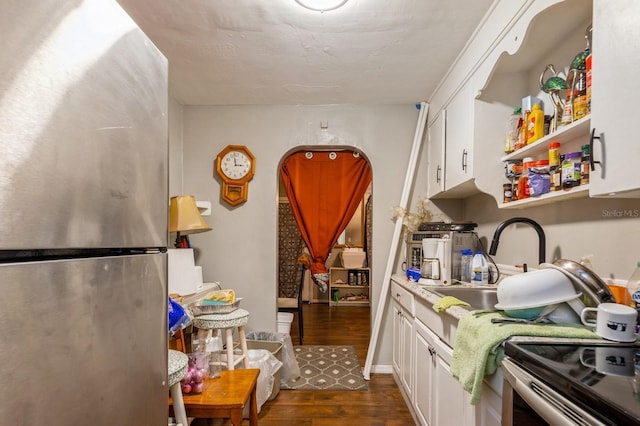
[503,340,640,425]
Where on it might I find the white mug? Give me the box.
[581,303,638,342]
[579,346,636,377]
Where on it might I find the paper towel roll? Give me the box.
[195,266,204,290]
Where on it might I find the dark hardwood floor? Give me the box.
[191,303,415,425]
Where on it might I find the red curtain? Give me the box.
[280,150,372,292]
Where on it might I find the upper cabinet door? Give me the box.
[427,111,446,198]
[589,0,640,197]
[444,83,475,192]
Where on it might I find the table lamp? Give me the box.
[169,195,212,248]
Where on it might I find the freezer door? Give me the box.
[0,254,167,425]
[0,0,168,250]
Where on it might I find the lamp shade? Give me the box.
[169,195,212,234]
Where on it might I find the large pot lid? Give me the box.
[540,260,616,307]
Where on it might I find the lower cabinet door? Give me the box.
[433,342,473,426]
[401,310,414,399]
[414,320,436,425]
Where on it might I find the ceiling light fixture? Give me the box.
[294,0,349,12]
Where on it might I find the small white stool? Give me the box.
[168,349,189,426]
[193,308,251,370]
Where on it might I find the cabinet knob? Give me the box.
[436,165,441,183]
[428,346,436,357]
[462,149,468,172]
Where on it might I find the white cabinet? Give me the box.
[476,383,502,426]
[589,0,640,197]
[431,0,640,204]
[427,111,446,198]
[328,267,370,306]
[392,303,414,401]
[391,278,502,426]
[426,84,478,199]
[414,319,474,426]
[414,319,436,425]
[443,83,475,195]
[423,0,640,204]
[391,282,415,402]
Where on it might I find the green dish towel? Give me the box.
[433,296,470,312]
[450,310,600,405]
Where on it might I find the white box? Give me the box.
[168,249,197,295]
[522,96,544,115]
[341,250,366,268]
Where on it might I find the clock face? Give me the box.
[221,151,252,180]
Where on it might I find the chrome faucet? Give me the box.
[488,217,546,265]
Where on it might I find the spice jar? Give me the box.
[503,183,513,203]
[561,151,582,189]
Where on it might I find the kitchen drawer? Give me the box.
[391,281,415,316]
[415,297,458,348]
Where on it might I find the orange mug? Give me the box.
[607,284,632,306]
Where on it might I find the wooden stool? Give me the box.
[168,349,189,426]
[169,368,260,426]
[193,308,250,370]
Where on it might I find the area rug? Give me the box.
[281,345,368,390]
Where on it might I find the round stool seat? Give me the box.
[193,308,250,330]
[168,349,188,387]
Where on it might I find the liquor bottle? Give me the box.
[573,71,588,121]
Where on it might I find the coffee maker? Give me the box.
[419,238,452,285]
[405,221,478,284]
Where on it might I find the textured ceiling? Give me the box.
[117,0,494,106]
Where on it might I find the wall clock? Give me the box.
[215,145,256,206]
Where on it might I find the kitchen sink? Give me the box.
[431,286,498,310]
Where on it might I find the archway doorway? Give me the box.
[277,146,372,344]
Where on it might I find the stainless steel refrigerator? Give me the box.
[0,1,169,424]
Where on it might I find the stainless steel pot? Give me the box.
[540,259,615,307]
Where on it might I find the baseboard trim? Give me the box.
[368,364,393,374]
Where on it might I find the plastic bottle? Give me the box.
[504,107,521,153]
[526,103,545,144]
[460,249,473,283]
[548,142,561,169]
[471,251,489,285]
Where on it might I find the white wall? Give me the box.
[177,104,421,366]
[461,193,640,282]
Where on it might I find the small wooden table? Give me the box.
[169,368,260,426]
